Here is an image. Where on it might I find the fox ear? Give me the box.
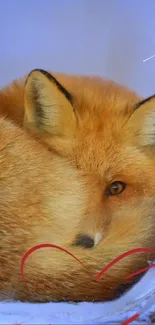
[23,69,77,139]
[127,95,155,147]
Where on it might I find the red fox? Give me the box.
[0,69,155,302]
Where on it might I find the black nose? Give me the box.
[72,234,94,249]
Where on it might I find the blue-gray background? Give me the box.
[0,0,155,97]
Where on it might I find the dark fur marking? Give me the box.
[30,83,45,127]
[114,273,143,299]
[72,234,94,249]
[134,94,155,111]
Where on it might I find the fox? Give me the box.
[0,69,155,302]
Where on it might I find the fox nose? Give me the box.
[72,232,103,249]
[73,234,94,248]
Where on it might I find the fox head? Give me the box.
[23,68,155,244]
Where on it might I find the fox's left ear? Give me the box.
[127,95,155,147]
[23,69,77,139]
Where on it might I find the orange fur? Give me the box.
[0,71,155,302]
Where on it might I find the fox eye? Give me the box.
[106,181,126,196]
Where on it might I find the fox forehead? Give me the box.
[56,77,146,174]
[57,74,143,144]
[73,137,146,179]
[54,73,142,117]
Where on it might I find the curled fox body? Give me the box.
[0,70,155,301]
